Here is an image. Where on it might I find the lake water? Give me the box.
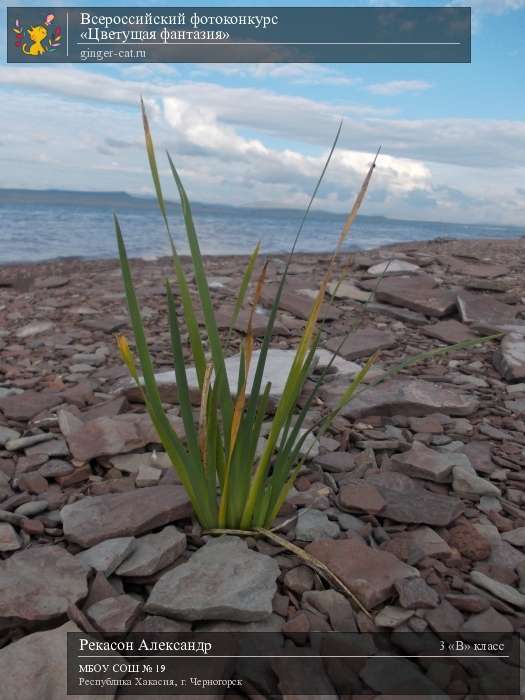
[1,199,523,264]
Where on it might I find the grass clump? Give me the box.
[116,101,493,532]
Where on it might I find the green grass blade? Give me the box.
[167,152,234,441]
[165,281,202,465]
[116,215,214,526]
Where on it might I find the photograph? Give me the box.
[0,1,524,698]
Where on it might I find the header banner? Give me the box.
[7,6,471,64]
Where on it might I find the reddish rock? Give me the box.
[422,319,477,344]
[305,537,417,609]
[338,480,386,514]
[325,326,396,360]
[448,522,491,561]
[0,391,62,421]
[61,485,192,547]
[87,594,142,634]
[18,472,48,494]
[0,545,88,625]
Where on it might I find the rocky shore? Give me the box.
[1,236,525,698]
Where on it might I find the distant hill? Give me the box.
[0,187,391,223]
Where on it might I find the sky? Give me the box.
[0,0,524,226]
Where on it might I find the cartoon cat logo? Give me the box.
[12,14,62,57]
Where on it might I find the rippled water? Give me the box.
[1,199,523,264]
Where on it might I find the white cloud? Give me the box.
[366,80,432,96]
[0,66,524,225]
[194,63,361,86]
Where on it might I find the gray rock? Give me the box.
[122,348,364,404]
[15,500,48,517]
[470,571,525,609]
[61,485,192,547]
[375,605,414,628]
[494,333,525,382]
[502,528,525,547]
[5,433,55,452]
[87,594,142,634]
[76,537,136,576]
[146,536,280,622]
[338,378,478,419]
[0,622,117,700]
[0,545,88,625]
[395,576,439,609]
[452,465,501,497]
[295,508,340,541]
[116,526,186,577]
[368,259,420,276]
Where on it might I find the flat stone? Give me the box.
[305,537,418,609]
[395,577,439,609]
[302,589,357,632]
[325,326,396,360]
[327,280,370,302]
[338,480,386,514]
[368,259,421,276]
[340,378,478,419]
[470,570,525,609]
[391,442,465,483]
[261,285,340,321]
[452,465,501,497]
[494,333,525,382]
[373,275,457,317]
[445,258,509,279]
[124,348,350,404]
[391,526,452,563]
[0,391,62,421]
[502,528,525,547]
[367,302,427,325]
[375,605,414,628]
[425,600,464,633]
[314,452,354,473]
[457,290,517,332]
[116,526,186,577]
[61,485,191,547]
[87,594,142,634]
[295,508,340,541]
[133,615,191,634]
[16,320,54,339]
[283,565,315,595]
[0,545,88,625]
[0,622,116,700]
[461,607,513,636]
[423,319,477,344]
[76,537,136,576]
[146,536,280,622]
[66,416,150,461]
[366,472,463,526]
[0,522,22,551]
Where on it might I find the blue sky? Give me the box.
[1,0,524,225]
